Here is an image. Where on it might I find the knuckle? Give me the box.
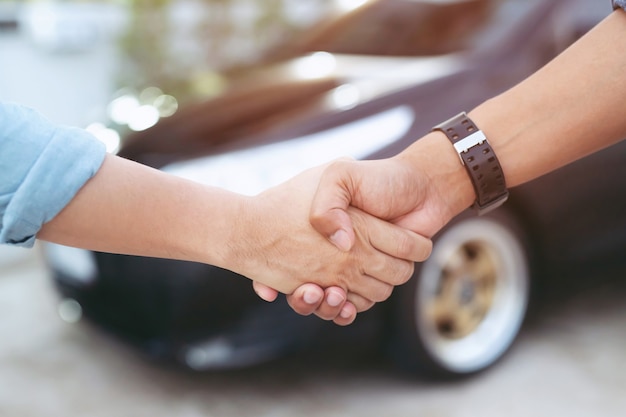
[385,258,414,286]
[315,311,336,321]
[419,239,434,261]
[287,297,314,316]
[397,232,432,262]
[309,203,326,223]
[397,261,415,285]
[371,283,393,303]
[333,318,353,326]
[348,294,374,312]
[358,299,375,312]
[396,233,416,259]
[322,159,348,180]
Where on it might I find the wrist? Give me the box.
[216,191,294,293]
[192,189,257,275]
[225,196,264,278]
[433,112,509,215]
[396,131,476,230]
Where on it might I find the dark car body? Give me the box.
[43,0,623,377]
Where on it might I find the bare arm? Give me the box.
[304,9,626,316]
[404,8,626,224]
[472,9,626,188]
[38,153,431,308]
[39,154,244,266]
[310,9,626,246]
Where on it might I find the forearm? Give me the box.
[39,155,426,306]
[303,9,626,321]
[38,153,245,269]
[470,9,626,187]
[397,9,626,222]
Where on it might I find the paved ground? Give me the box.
[1,249,626,417]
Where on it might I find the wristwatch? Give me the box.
[432,112,508,215]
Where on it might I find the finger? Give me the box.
[309,287,348,321]
[351,226,416,287]
[375,223,432,263]
[346,292,375,313]
[253,281,279,302]
[351,207,433,262]
[348,273,394,304]
[332,301,357,326]
[363,256,415,287]
[353,239,416,287]
[285,284,325,316]
[309,160,357,252]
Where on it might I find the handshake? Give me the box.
[238,129,476,326]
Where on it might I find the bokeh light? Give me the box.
[127,104,160,131]
[107,94,140,125]
[106,87,178,131]
[86,122,121,153]
[291,51,336,79]
[57,298,83,324]
[334,0,369,12]
[331,84,360,110]
[154,94,178,117]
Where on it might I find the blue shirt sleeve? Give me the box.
[614,0,626,10]
[0,101,106,247]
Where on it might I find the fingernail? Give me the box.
[340,307,352,319]
[327,291,345,307]
[330,229,351,252]
[303,290,322,305]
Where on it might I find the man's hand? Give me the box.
[309,156,451,250]
[240,163,432,313]
[281,135,475,323]
[251,132,474,324]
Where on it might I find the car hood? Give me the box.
[120,52,466,164]
[230,51,467,102]
[160,105,416,196]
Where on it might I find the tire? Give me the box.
[388,209,532,379]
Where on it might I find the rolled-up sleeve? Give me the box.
[0,102,106,247]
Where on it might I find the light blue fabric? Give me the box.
[0,101,106,247]
[614,0,626,10]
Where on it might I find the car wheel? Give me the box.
[389,210,532,379]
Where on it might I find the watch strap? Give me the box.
[433,112,508,215]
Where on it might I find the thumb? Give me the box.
[310,161,357,252]
[252,281,279,302]
[325,210,355,252]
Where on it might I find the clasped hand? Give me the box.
[247,153,455,326]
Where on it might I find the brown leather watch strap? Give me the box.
[433,112,508,215]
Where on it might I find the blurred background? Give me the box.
[2,0,626,416]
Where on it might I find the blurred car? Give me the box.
[43,0,623,379]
